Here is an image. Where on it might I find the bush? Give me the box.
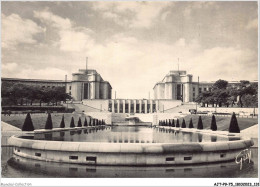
[22,113,34,131]
[77,117,82,127]
[229,112,240,133]
[70,117,75,128]
[189,118,194,128]
[60,115,65,128]
[181,119,186,128]
[197,116,203,129]
[176,119,180,127]
[172,119,175,127]
[169,119,172,126]
[210,115,217,131]
[45,113,53,129]
[89,118,92,126]
[165,119,169,126]
[84,117,88,126]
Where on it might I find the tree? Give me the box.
[77,117,82,127]
[229,113,240,133]
[237,80,256,107]
[176,119,180,127]
[212,79,228,90]
[181,119,186,128]
[60,115,65,128]
[45,113,53,129]
[70,117,75,128]
[210,115,217,131]
[22,113,34,131]
[197,116,203,129]
[84,117,88,126]
[189,118,194,128]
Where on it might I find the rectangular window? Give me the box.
[184,156,192,161]
[204,88,207,91]
[108,103,112,112]
[193,87,195,91]
[199,88,202,93]
[120,103,123,113]
[193,93,195,97]
[184,168,192,172]
[69,156,78,160]
[86,156,97,162]
[220,153,226,158]
[136,104,140,113]
[69,167,78,172]
[35,153,41,157]
[166,157,175,161]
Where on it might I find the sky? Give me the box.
[1,1,258,99]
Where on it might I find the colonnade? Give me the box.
[109,99,158,114]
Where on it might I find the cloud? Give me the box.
[191,47,257,81]
[246,18,258,30]
[93,1,173,28]
[2,63,18,75]
[2,63,69,80]
[183,2,217,18]
[34,10,94,52]
[2,14,44,49]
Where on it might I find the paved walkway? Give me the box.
[240,124,258,147]
[1,121,22,146]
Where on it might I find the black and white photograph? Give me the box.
[1,1,259,186]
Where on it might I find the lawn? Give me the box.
[1,113,92,130]
[179,115,258,131]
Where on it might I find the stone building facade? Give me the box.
[2,67,112,101]
[71,68,112,101]
[153,70,253,102]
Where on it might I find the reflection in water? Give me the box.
[211,136,217,142]
[198,134,203,142]
[60,132,65,137]
[19,126,238,144]
[44,133,52,140]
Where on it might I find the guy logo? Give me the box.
[235,149,251,170]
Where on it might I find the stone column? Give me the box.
[150,100,153,113]
[144,100,148,114]
[139,100,142,113]
[134,100,136,114]
[128,100,131,113]
[156,100,159,113]
[90,82,96,99]
[123,100,126,113]
[112,100,115,113]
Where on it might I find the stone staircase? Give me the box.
[163,102,197,113]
